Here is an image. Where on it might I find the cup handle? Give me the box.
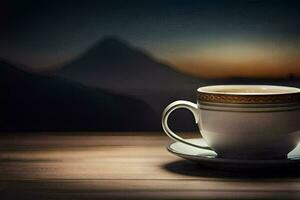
[162,100,212,150]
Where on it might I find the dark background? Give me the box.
[1,0,300,132]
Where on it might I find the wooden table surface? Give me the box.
[0,132,300,200]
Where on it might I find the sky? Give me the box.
[0,0,299,78]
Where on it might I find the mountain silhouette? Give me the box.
[54,36,208,130]
[57,36,201,91]
[0,60,157,131]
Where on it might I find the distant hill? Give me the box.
[0,60,158,131]
[53,36,209,130]
[56,36,201,91]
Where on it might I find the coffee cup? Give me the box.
[162,85,300,160]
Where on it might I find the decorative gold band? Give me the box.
[197,92,300,104]
[199,104,300,112]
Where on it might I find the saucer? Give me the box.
[167,138,300,169]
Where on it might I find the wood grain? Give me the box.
[0,132,300,199]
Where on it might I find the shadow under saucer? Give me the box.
[162,160,300,179]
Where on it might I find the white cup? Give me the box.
[162,85,300,160]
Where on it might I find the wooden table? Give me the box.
[0,132,300,199]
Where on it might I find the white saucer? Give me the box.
[167,138,300,169]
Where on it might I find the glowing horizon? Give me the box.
[158,39,300,78]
